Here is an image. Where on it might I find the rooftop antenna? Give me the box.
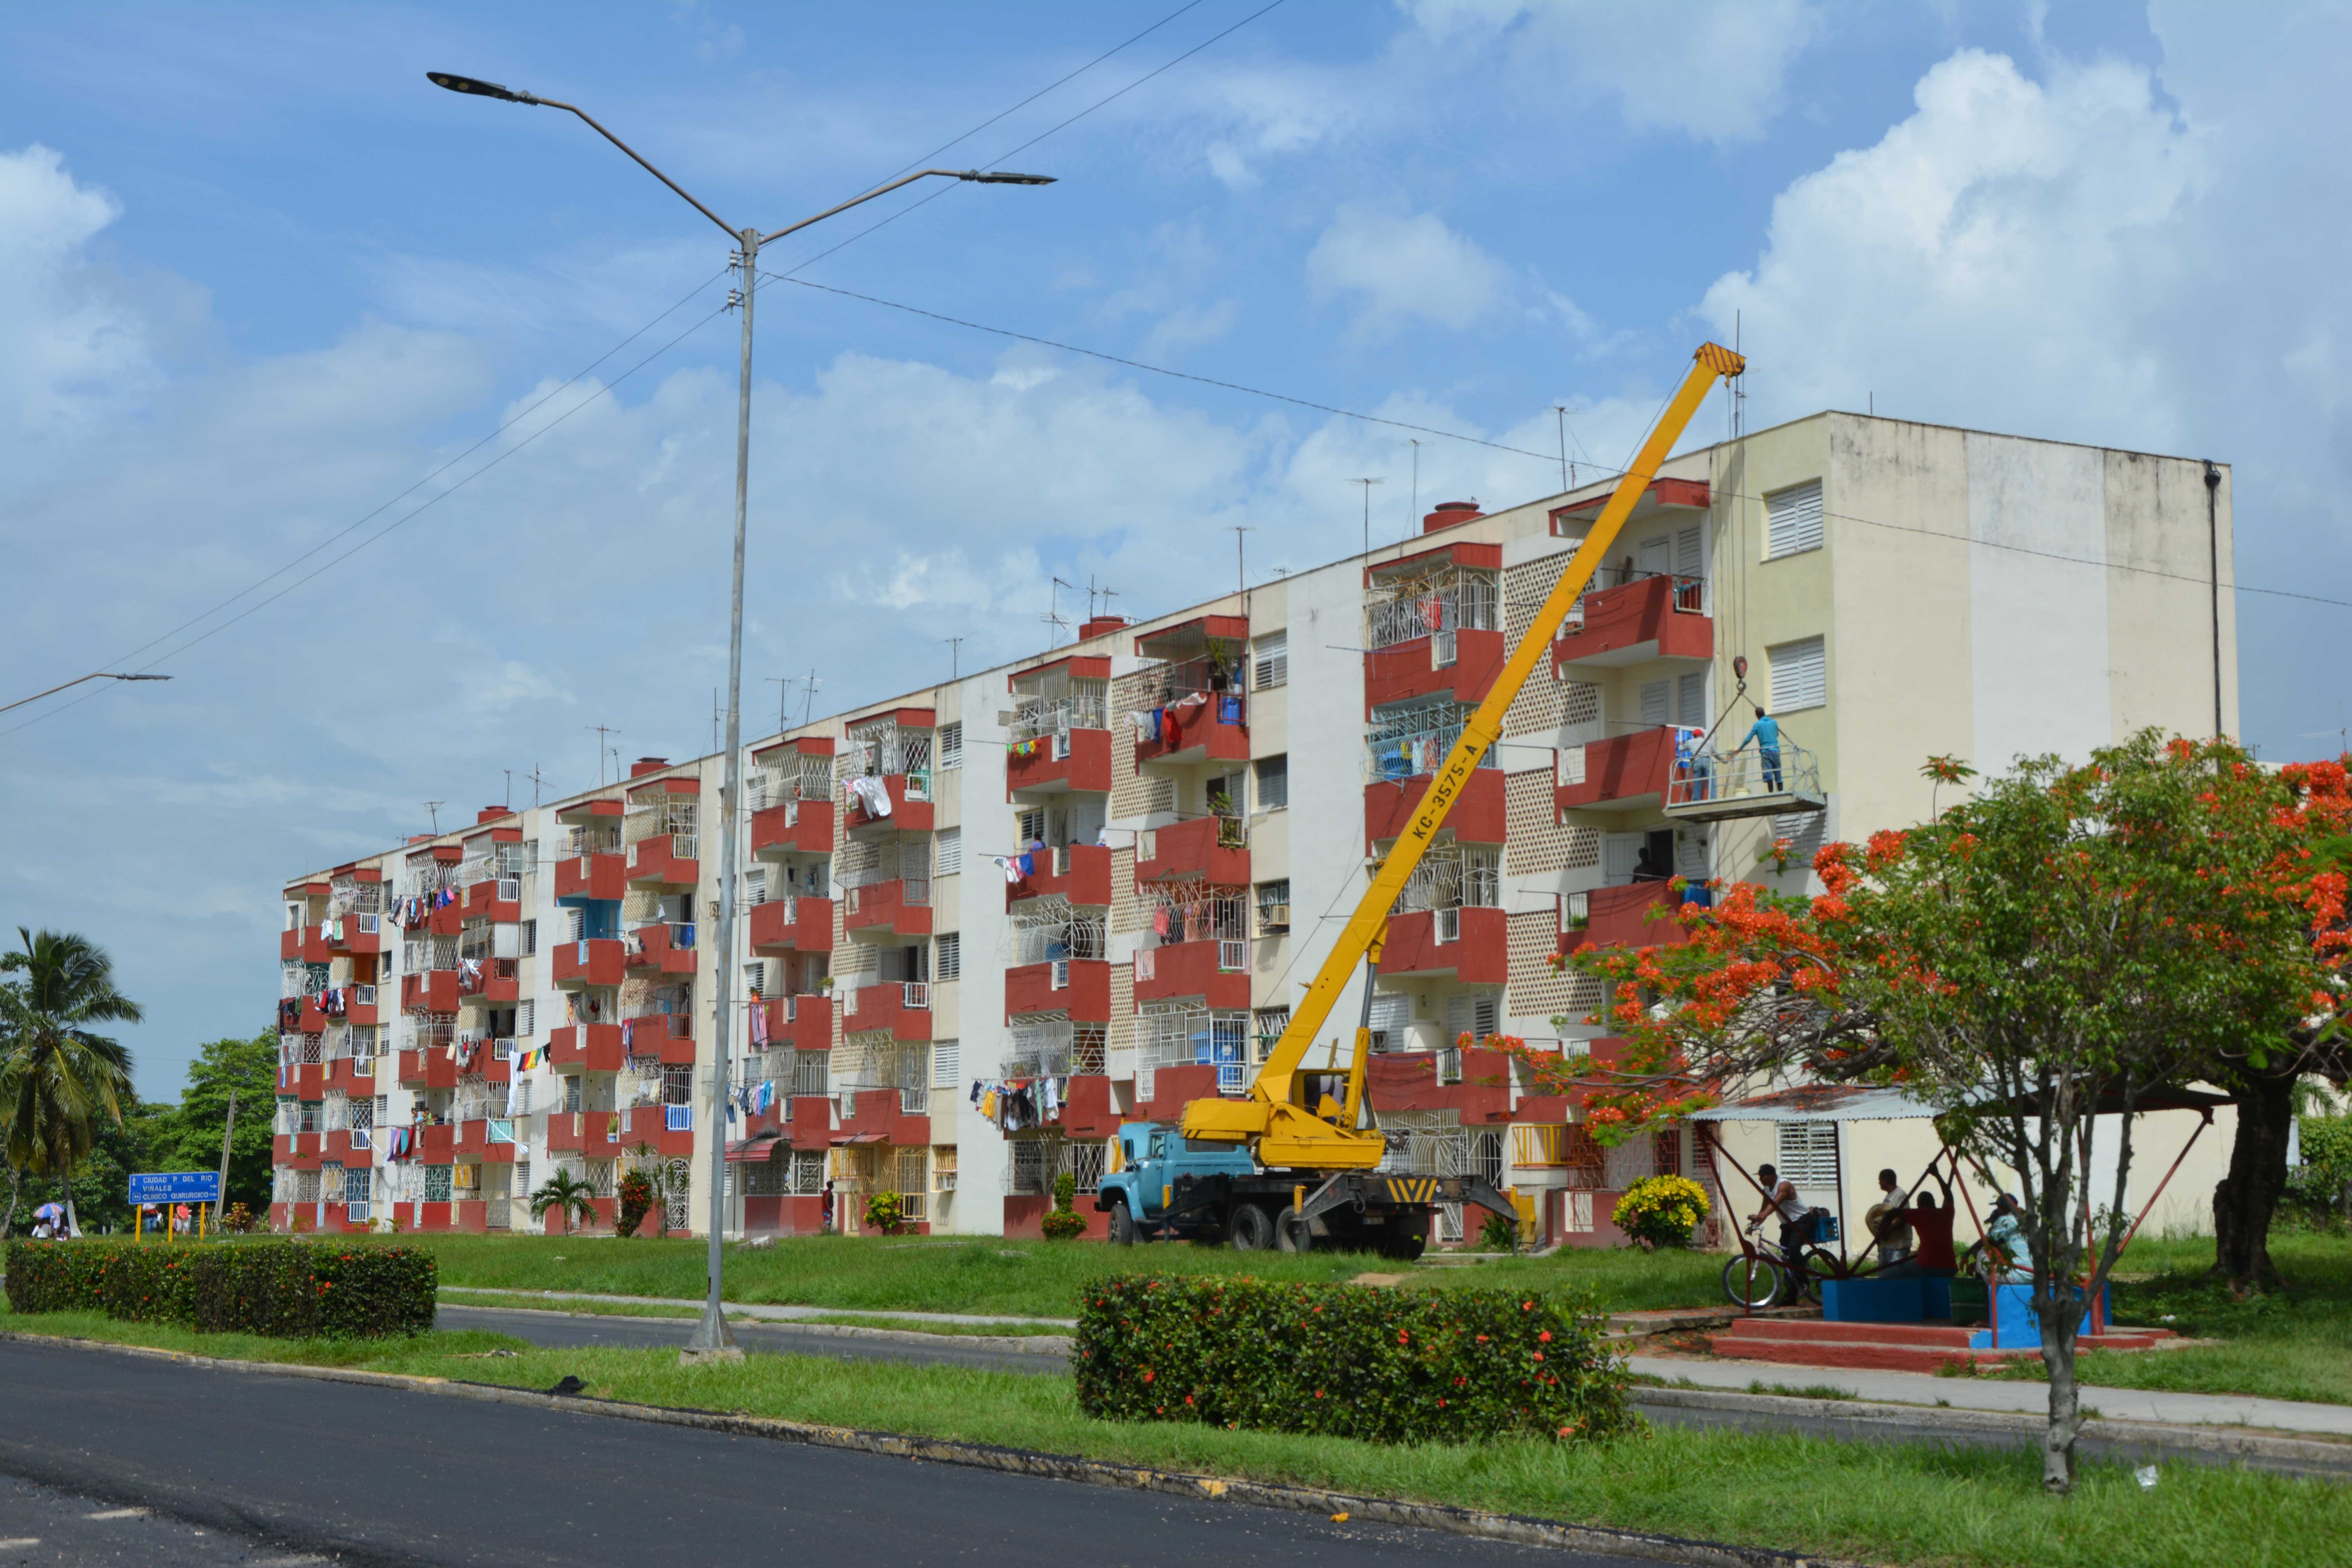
[1350,478,1383,558]
[587,725,620,785]
[1228,525,1254,597]
[711,687,721,755]
[942,636,965,681]
[527,765,551,809]
[1553,407,1570,493]
[764,676,791,734]
[1409,440,1422,536]
[799,669,819,729]
[1733,309,1745,441]
[424,800,444,834]
[502,769,512,810]
[1042,575,1076,647]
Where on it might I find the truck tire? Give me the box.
[1274,1204,1311,1253]
[1377,1209,1429,1261]
[1108,1201,1138,1247]
[1227,1202,1274,1251]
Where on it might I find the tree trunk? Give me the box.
[2038,1301,2081,1493]
[2212,1068,2296,1290]
[1,1165,20,1240]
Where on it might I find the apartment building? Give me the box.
[270,411,2238,1245]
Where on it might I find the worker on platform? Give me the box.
[1736,705,1783,793]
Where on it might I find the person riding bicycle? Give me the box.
[1745,1162,1810,1263]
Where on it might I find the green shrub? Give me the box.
[2287,1114,2352,1223]
[1040,1171,1087,1241]
[863,1191,905,1235]
[616,1169,654,1238]
[4,1241,436,1339]
[1073,1276,1632,1446]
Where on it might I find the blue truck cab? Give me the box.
[1096,1121,1256,1243]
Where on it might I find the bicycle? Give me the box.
[1721,1221,1836,1309]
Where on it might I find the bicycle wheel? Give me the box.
[1721,1253,1781,1308]
[1791,1251,1830,1305]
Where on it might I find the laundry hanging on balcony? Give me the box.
[847,774,893,818]
[748,1004,769,1047]
[992,856,1024,885]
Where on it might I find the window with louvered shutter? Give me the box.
[938,722,963,770]
[1768,636,1827,712]
[935,828,963,877]
[1766,481,1824,559]
[1252,631,1288,690]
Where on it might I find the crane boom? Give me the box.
[1180,343,1744,1167]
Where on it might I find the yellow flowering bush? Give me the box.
[1611,1174,1711,1250]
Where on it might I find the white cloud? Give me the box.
[0,145,154,437]
[1307,205,1514,336]
[1697,48,2205,448]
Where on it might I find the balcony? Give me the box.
[624,922,698,975]
[401,970,460,1014]
[1135,815,1249,888]
[323,1055,377,1097]
[1005,958,1111,1020]
[759,993,833,1053]
[1365,1043,1512,1123]
[844,878,931,940]
[750,796,837,858]
[396,1048,457,1091]
[1058,1074,1123,1140]
[835,1087,929,1149]
[838,980,932,1042]
[1131,940,1250,1010]
[1379,906,1508,984]
[329,912,389,955]
[612,1103,694,1158]
[272,1130,323,1168]
[1365,768,1506,851]
[1557,881,1696,957]
[1006,726,1112,797]
[1365,627,1508,711]
[545,1110,618,1154]
[625,833,699,890]
[1552,572,1711,668]
[322,1129,375,1167]
[459,956,519,1004]
[283,924,334,964]
[749,895,833,955]
[1555,726,1678,814]
[1661,743,1828,824]
[548,1023,623,1074]
[1133,1062,1227,1123]
[459,877,522,923]
[1135,693,1248,770]
[452,1117,519,1163]
[844,772,934,837]
[621,1011,696,1063]
[417,1122,456,1160]
[1007,843,1112,910]
[552,937,626,989]
[554,851,626,903]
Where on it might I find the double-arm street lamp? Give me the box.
[429,71,1052,1357]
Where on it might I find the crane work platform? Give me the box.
[1662,742,1827,824]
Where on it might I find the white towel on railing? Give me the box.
[848,775,893,818]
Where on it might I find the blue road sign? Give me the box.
[127,1171,222,1205]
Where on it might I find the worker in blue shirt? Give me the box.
[1737,704,1783,792]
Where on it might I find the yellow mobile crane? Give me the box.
[1095,344,1742,1254]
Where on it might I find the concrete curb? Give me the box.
[1631,1386,2352,1476]
[440,1300,1073,1356]
[0,1331,1864,1568]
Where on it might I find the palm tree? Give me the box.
[529,1169,602,1234]
[0,929,141,1238]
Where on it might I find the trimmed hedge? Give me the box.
[4,1241,436,1340]
[1073,1276,1633,1445]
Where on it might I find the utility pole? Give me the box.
[1350,479,1382,558]
[214,1091,237,1232]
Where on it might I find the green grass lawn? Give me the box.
[363,1232,1731,1320]
[1976,1228,2352,1407]
[1,1308,2342,1568]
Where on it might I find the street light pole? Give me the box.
[0,672,172,717]
[428,71,1052,1361]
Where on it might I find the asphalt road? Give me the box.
[0,1338,1671,1568]
[434,1303,1062,1374]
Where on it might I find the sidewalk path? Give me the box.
[443,1286,1076,1327]
[1624,1353,2352,1439]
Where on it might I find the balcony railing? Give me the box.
[902,982,929,1011]
[1217,940,1247,972]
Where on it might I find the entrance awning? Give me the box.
[723,1132,785,1163]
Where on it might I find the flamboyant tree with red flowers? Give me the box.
[1499,731,2351,1493]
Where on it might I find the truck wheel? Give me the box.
[1274,1205,1312,1254]
[1227,1202,1274,1251]
[1108,1202,1138,1247]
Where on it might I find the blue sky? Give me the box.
[5,1,2350,1098]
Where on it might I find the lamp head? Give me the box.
[427,71,537,105]
[960,170,1055,185]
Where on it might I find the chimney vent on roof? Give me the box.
[478,807,509,824]
[1423,499,1483,534]
[630,757,669,778]
[407,834,434,844]
[1079,615,1130,641]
